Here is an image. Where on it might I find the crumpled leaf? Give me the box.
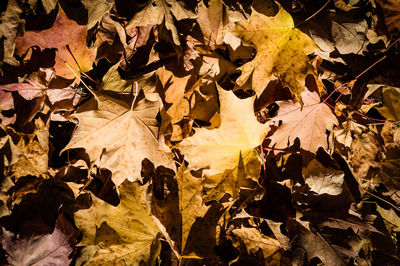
[15,7,96,79]
[231,226,282,260]
[0,0,24,66]
[73,180,161,265]
[333,120,367,148]
[303,158,344,195]
[232,4,318,97]
[176,84,266,201]
[126,0,197,46]
[350,131,381,181]
[268,89,338,153]
[62,83,174,186]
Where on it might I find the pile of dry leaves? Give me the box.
[1,0,400,265]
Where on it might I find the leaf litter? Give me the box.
[1,0,400,264]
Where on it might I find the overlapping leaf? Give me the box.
[232,4,318,97]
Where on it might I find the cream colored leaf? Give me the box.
[268,89,338,153]
[232,4,318,97]
[333,120,366,148]
[74,180,161,265]
[197,0,224,49]
[303,158,344,195]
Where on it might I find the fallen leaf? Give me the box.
[81,0,113,29]
[62,85,174,186]
[73,180,161,265]
[41,0,57,14]
[176,84,266,201]
[350,131,381,181]
[126,0,197,46]
[268,89,338,153]
[232,4,318,97]
[303,158,344,195]
[317,216,381,234]
[15,7,96,79]
[331,15,368,54]
[377,86,400,121]
[333,120,367,148]
[2,222,76,265]
[149,165,212,259]
[2,117,49,181]
[231,226,281,260]
[156,68,219,141]
[197,0,224,49]
[288,219,346,265]
[0,0,24,66]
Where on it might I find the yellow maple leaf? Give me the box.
[232,3,318,98]
[72,180,161,265]
[176,84,266,201]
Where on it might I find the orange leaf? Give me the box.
[15,7,95,79]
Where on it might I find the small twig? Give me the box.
[363,188,400,213]
[294,0,332,28]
